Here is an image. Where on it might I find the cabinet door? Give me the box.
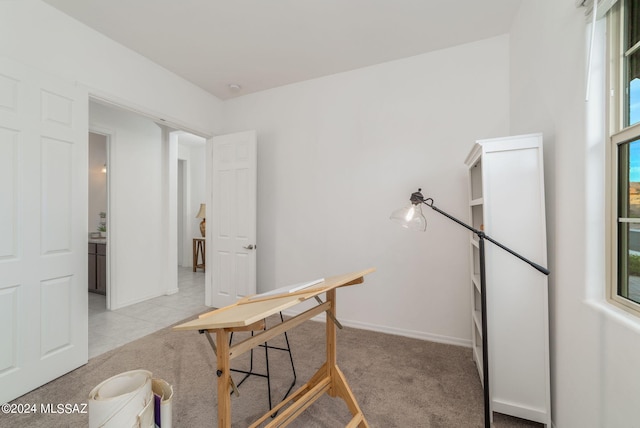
[88,253,96,291]
[96,256,106,294]
[96,244,106,294]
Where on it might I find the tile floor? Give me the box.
[88,267,208,358]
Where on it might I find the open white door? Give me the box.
[0,57,88,403]
[206,131,257,308]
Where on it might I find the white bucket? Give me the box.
[152,378,173,428]
[88,369,154,428]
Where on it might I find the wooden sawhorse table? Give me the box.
[173,268,375,427]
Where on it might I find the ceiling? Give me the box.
[42,0,522,100]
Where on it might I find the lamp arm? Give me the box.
[481,234,550,276]
[422,199,550,276]
[423,198,481,236]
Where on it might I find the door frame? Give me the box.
[177,158,186,267]
[86,93,214,310]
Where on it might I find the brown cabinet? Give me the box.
[88,242,106,294]
[88,243,96,291]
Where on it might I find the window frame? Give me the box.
[610,123,640,313]
[608,0,640,315]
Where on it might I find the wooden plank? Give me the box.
[173,268,375,332]
[228,302,329,361]
[236,268,375,305]
[236,287,328,305]
[346,414,364,428]
[197,302,238,319]
[225,319,265,332]
[248,364,328,428]
[172,294,303,331]
[263,377,331,428]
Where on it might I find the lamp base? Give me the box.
[200,219,206,237]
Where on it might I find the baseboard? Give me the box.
[111,291,166,310]
[492,400,550,426]
[281,308,471,348]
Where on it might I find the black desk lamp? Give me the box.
[391,188,549,428]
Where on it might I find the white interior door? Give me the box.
[0,57,88,403]
[207,130,257,308]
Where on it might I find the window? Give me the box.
[617,136,640,306]
[611,0,640,313]
[624,0,640,126]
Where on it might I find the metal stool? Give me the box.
[200,312,297,415]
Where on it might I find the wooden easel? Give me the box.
[173,268,375,427]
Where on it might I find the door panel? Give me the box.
[0,57,88,404]
[0,285,18,375]
[41,276,73,357]
[208,131,257,308]
[41,137,74,253]
[0,127,19,259]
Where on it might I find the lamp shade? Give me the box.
[390,202,427,232]
[196,204,206,219]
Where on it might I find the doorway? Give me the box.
[174,131,207,273]
[86,101,209,358]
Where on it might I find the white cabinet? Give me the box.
[465,133,551,426]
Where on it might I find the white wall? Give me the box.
[0,0,222,136]
[90,101,168,308]
[222,36,510,344]
[510,1,640,426]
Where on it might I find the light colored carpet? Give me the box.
[2,314,543,427]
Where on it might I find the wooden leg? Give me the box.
[193,240,205,272]
[201,240,206,272]
[326,289,369,427]
[333,366,370,428]
[192,239,197,272]
[216,329,231,428]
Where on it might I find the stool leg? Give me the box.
[264,337,273,413]
[232,331,255,390]
[279,312,297,400]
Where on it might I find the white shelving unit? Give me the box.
[465,133,551,426]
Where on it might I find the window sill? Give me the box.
[585,298,640,334]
